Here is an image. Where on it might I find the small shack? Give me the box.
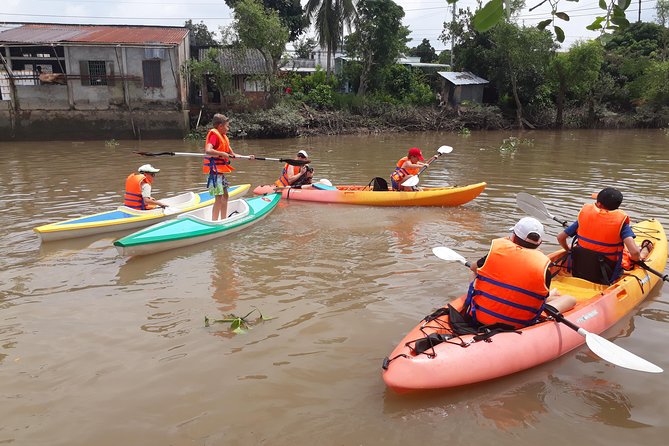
[196,47,271,110]
[438,71,489,106]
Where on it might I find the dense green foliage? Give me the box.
[223,0,307,42]
[344,0,410,96]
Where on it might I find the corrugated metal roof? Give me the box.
[438,71,489,85]
[0,24,188,45]
[200,48,271,75]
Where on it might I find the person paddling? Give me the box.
[556,187,651,284]
[203,113,255,220]
[275,150,313,187]
[123,164,168,210]
[390,147,427,191]
[466,217,576,329]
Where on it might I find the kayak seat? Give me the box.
[570,246,616,285]
[367,177,388,191]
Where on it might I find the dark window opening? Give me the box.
[142,60,162,88]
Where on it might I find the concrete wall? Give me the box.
[16,85,70,110]
[0,108,188,140]
[0,42,191,140]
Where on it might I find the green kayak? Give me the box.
[113,193,281,256]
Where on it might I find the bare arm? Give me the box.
[623,236,641,261]
[557,231,570,251]
[204,142,232,159]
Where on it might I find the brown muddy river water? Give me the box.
[1,129,668,445]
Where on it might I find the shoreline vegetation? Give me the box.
[185,101,669,141]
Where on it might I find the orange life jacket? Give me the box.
[124,173,150,210]
[203,128,234,174]
[275,163,301,187]
[390,157,420,183]
[466,238,550,329]
[575,203,629,262]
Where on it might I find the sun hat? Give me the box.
[138,164,160,173]
[297,150,309,158]
[510,217,545,245]
[408,147,424,160]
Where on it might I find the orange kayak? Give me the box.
[382,219,667,392]
[253,182,486,207]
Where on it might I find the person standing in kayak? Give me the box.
[390,147,427,191]
[124,164,169,210]
[203,113,254,220]
[556,187,649,284]
[275,150,313,187]
[466,217,576,329]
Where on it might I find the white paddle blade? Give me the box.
[318,178,333,186]
[432,247,468,266]
[401,175,419,187]
[585,332,663,373]
[437,145,454,154]
[516,192,555,221]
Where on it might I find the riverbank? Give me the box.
[187,102,669,140]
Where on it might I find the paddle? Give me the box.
[636,261,669,282]
[274,178,333,190]
[401,145,454,187]
[516,192,568,227]
[133,151,309,166]
[517,192,669,283]
[431,246,663,373]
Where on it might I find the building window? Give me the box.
[142,60,162,88]
[87,60,107,86]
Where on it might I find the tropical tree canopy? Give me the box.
[224,0,308,41]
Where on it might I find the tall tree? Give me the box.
[488,22,556,128]
[294,37,318,59]
[658,0,669,26]
[305,0,357,75]
[184,20,217,47]
[550,41,604,128]
[231,0,290,74]
[409,39,437,63]
[344,0,410,96]
[224,0,308,42]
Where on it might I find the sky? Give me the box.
[0,0,661,51]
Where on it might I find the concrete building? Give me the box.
[0,23,190,140]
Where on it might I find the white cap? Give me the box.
[510,217,545,245]
[297,150,309,158]
[138,164,160,173]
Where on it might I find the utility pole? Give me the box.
[450,2,455,67]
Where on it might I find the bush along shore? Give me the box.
[186,101,669,140]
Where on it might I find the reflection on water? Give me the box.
[1,130,668,445]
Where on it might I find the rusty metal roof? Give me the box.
[0,24,188,46]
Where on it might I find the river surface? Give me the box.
[1,129,668,445]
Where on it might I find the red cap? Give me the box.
[408,147,424,161]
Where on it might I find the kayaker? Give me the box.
[275,150,313,187]
[390,147,427,191]
[466,217,576,329]
[123,164,169,210]
[203,113,255,220]
[556,187,650,284]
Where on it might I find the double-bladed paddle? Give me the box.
[133,151,310,167]
[401,145,454,187]
[431,246,663,373]
[516,192,569,227]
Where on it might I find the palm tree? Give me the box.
[305,0,356,75]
